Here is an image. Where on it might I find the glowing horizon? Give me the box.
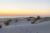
[0,10,49,16]
[0,0,49,16]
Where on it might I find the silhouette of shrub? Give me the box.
[4,19,12,26]
[0,25,2,28]
[15,19,18,23]
[36,16,41,20]
[31,16,41,24]
[29,17,33,18]
[4,22,11,26]
[27,18,31,21]
[27,17,35,21]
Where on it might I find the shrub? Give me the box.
[4,19,12,26]
[0,25,2,28]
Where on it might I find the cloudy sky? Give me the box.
[0,0,50,16]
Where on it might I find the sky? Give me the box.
[0,0,50,16]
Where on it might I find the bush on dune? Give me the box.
[4,19,12,26]
[31,16,41,24]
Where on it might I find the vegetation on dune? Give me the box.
[15,19,18,23]
[4,19,12,26]
[0,25,2,28]
[31,16,41,24]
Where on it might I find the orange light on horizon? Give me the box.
[0,9,50,16]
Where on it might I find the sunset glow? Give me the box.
[0,0,49,16]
